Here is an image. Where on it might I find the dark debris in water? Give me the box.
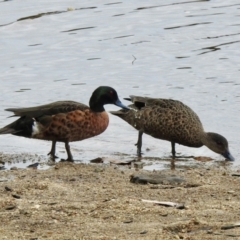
[1,6,97,27]
[104,2,122,5]
[112,14,125,17]
[114,35,134,39]
[136,0,210,11]
[164,22,211,30]
[195,40,240,55]
[61,26,96,33]
[87,58,101,60]
[176,56,190,59]
[54,78,67,82]
[17,11,64,21]
[71,83,86,85]
[186,13,224,17]
[202,32,240,39]
[177,67,192,69]
[15,89,31,92]
[219,81,234,83]
[131,41,150,44]
[28,44,42,47]
[213,3,240,8]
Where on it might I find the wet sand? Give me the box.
[0,158,240,240]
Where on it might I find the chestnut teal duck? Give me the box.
[0,86,128,161]
[111,95,234,161]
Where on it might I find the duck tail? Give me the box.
[0,127,18,134]
[0,116,34,137]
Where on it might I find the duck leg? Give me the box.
[65,141,74,161]
[48,141,58,160]
[171,141,194,159]
[135,130,143,157]
[169,141,176,169]
[171,141,176,158]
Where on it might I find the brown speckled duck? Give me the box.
[111,95,234,161]
[0,86,128,161]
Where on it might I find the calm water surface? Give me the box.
[0,0,239,170]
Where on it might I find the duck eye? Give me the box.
[216,141,222,145]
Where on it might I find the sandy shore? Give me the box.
[0,159,240,240]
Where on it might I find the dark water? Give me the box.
[0,0,239,170]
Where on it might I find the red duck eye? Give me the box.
[109,90,113,95]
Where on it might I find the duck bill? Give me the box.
[114,99,129,110]
[222,149,235,161]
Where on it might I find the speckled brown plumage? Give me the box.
[111,95,234,161]
[0,86,128,161]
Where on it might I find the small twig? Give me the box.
[141,199,185,209]
[132,55,136,65]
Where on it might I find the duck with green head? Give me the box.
[111,95,234,161]
[0,86,128,161]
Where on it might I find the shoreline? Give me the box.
[0,160,240,239]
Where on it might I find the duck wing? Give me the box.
[5,101,89,118]
[126,96,186,111]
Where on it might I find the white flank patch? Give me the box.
[32,119,41,136]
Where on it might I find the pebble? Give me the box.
[130,173,185,185]
[123,219,133,223]
[5,186,12,191]
[33,205,40,209]
[176,204,185,210]
[133,162,144,169]
[5,205,16,210]
[94,168,104,173]
[67,7,75,11]
[221,225,235,230]
[10,167,18,171]
[12,194,21,199]
[19,209,30,215]
[221,222,240,230]
[27,163,39,169]
[160,213,168,217]
[140,230,147,234]
[0,178,9,182]
[0,164,5,170]
[90,157,103,163]
[231,173,240,177]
